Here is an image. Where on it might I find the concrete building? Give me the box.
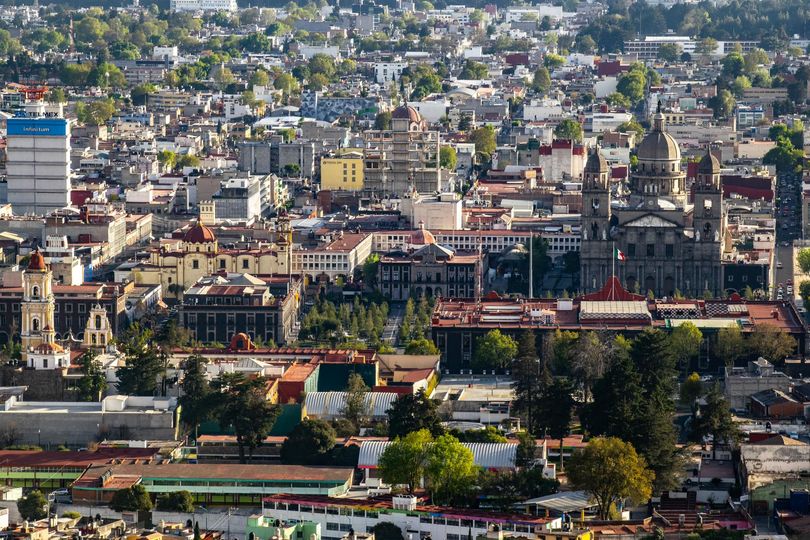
[170,0,237,11]
[211,177,262,225]
[363,105,441,197]
[374,61,408,83]
[399,190,463,230]
[320,152,365,191]
[292,232,373,284]
[378,242,478,301]
[180,273,302,345]
[724,359,793,410]
[0,394,179,445]
[42,235,84,285]
[6,115,71,215]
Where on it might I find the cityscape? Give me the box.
[0,0,806,539]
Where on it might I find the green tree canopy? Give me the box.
[280,418,336,465]
[440,146,457,170]
[468,126,496,159]
[110,484,153,512]
[18,490,48,521]
[156,491,194,512]
[378,429,433,493]
[178,355,212,434]
[76,98,116,126]
[459,60,488,79]
[669,321,703,373]
[371,523,404,540]
[404,338,440,355]
[679,372,703,407]
[213,373,280,463]
[387,388,443,438]
[531,67,551,93]
[716,325,745,366]
[553,118,583,142]
[425,434,477,505]
[691,384,740,458]
[77,350,107,402]
[567,437,654,520]
[749,324,796,363]
[472,329,518,371]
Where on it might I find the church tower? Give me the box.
[276,209,292,276]
[21,250,56,357]
[692,150,724,296]
[84,304,113,350]
[580,149,612,290]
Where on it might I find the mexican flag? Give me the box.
[614,247,626,261]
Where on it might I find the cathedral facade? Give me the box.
[580,109,725,298]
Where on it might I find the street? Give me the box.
[382,304,404,344]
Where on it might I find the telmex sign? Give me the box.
[7,118,68,137]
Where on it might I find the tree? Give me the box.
[178,355,211,436]
[109,485,153,512]
[371,523,404,540]
[617,118,643,138]
[512,331,549,435]
[553,118,583,142]
[695,37,718,56]
[18,490,48,521]
[468,126,496,160]
[708,89,735,119]
[76,98,116,126]
[156,491,194,512]
[732,75,752,98]
[374,111,392,130]
[343,372,370,432]
[116,323,165,396]
[692,384,740,459]
[715,325,745,367]
[799,280,810,307]
[536,379,574,471]
[744,48,770,72]
[131,83,156,107]
[280,418,336,464]
[531,67,551,93]
[459,60,488,79]
[47,87,67,104]
[89,62,126,88]
[387,388,443,438]
[425,434,476,505]
[273,73,298,94]
[607,92,631,108]
[669,322,703,373]
[157,150,177,170]
[378,429,432,493]
[543,53,565,69]
[657,43,681,62]
[440,146,457,170]
[77,350,107,402]
[570,332,608,400]
[472,329,517,371]
[616,70,646,103]
[797,248,810,273]
[679,372,703,407]
[405,338,439,355]
[177,154,201,169]
[722,52,745,78]
[749,324,796,364]
[214,373,280,463]
[567,437,654,520]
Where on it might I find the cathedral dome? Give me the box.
[28,250,46,271]
[184,222,216,244]
[698,151,720,174]
[585,149,608,173]
[636,110,680,162]
[392,105,422,123]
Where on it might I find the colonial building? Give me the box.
[378,241,478,301]
[20,251,71,369]
[580,107,725,297]
[134,217,292,299]
[362,105,441,196]
[179,273,303,346]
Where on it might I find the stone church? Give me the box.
[580,108,725,297]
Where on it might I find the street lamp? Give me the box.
[38,429,41,448]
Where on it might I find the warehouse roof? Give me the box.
[358,441,516,470]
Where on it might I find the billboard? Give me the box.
[7,118,68,137]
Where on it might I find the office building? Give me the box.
[6,115,71,215]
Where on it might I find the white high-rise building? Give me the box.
[6,112,71,215]
[170,0,237,12]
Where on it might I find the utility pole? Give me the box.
[529,234,533,298]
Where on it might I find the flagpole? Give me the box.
[611,241,615,301]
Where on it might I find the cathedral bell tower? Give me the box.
[693,150,723,296]
[581,148,612,291]
[21,250,57,359]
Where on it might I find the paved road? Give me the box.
[774,244,794,299]
[382,305,404,343]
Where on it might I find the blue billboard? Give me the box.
[7,118,68,137]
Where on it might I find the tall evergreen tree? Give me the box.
[536,378,575,471]
[178,354,212,438]
[512,331,549,434]
[387,389,443,438]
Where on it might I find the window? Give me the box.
[32,286,39,298]
[219,259,226,269]
[627,243,636,257]
[242,259,249,269]
[78,304,86,313]
[43,358,48,369]
[665,244,674,257]
[193,260,199,269]
[646,243,655,257]
[65,304,73,313]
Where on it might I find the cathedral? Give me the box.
[580,107,725,298]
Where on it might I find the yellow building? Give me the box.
[320,151,364,191]
[133,218,292,299]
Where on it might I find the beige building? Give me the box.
[292,232,373,284]
[363,105,441,196]
[580,107,725,297]
[133,218,292,299]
